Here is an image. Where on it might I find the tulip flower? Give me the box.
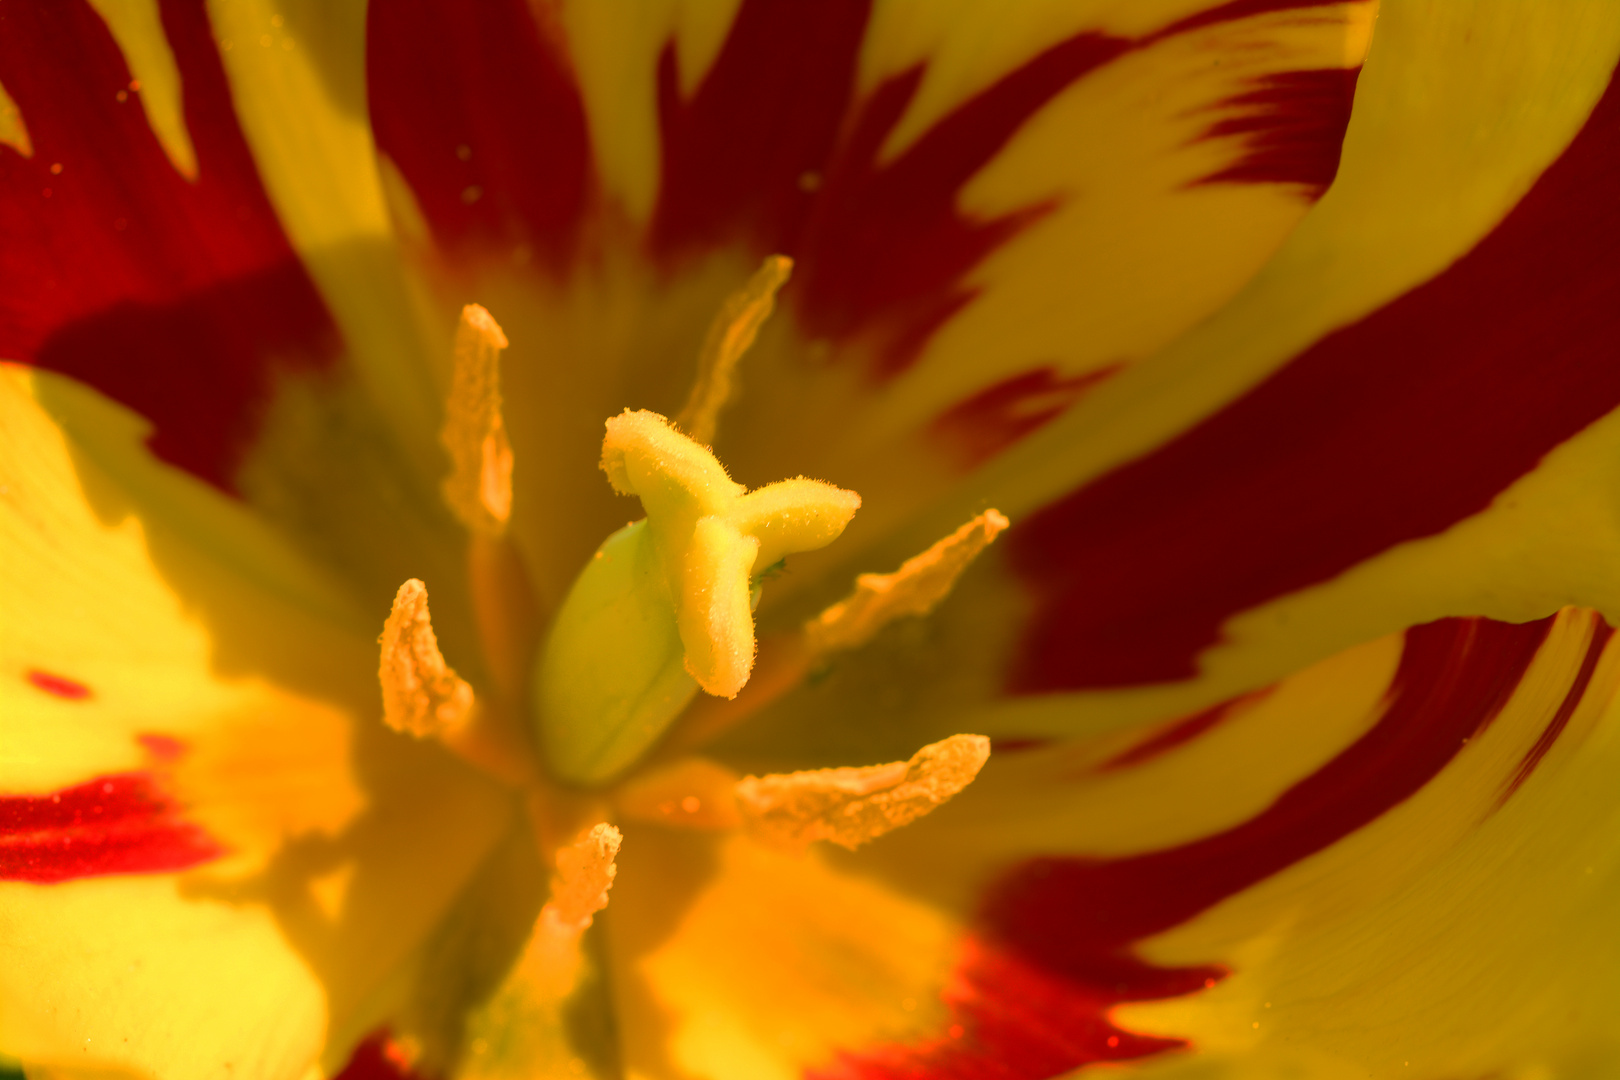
[5,1,1620,1079]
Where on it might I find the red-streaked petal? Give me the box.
[0,770,224,883]
[366,0,593,268]
[1006,62,1620,692]
[648,0,1366,381]
[0,0,338,488]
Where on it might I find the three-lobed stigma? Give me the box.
[534,410,860,785]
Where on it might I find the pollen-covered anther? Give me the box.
[543,823,623,932]
[676,254,793,446]
[735,734,991,851]
[806,509,1010,655]
[379,579,475,738]
[440,303,513,534]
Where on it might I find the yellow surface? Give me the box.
[610,832,957,1080]
[0,78,32,158]
[0,367,512,1080]
[1117,609,1620,1079]
[207,0,445,485]
[88,0,198,177]
[890,0,1620,739]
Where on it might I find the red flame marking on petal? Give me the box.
[26,669,92,700]
[366,0,592,268]
[826,616,1547,1078]
[1196,68,1362,196]
[1097,687,1273,773]
[332,1032,433,1080]
[0,0,340,489]
[0,770,224,883]
[136,732,189,762]
[930,365,1121,470]
[651,1,1359,383]
[1499,619,1614,804]
[1007,69,1620,692]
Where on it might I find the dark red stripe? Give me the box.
[650,0,1360,383]
[1097,688,1271,773]
[1196,68,1361,195]
[1008,69,1620,692]
[26,669,92,700]
[930,366,1120,470]
[648,0,870,261]
[811,939,1190,1080]
[0,0,339,489]
[332,1032,430,1080]
[828,616,1550,1078]
[365,0,592,268]
[1,771,224,882]
[990,617,1545,978]
[1160,0,1356,37]
[1500,618,1614,802]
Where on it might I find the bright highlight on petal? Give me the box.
[736,733,989,850]
[440,303,514,534]
[806,508,1009,656]
[677,254,793,446]
[379,578,474,739]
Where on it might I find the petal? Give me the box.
[807,609,1620,1077]
[605,830,962,1080]
[359,0,1374,613]
[208,0,447,475]
[0,0,339,488]
[0,367,513,1079]
[1105,609,1620,1076]
[650,0,1375,619]
[975,2,1620,708]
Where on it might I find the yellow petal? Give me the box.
[607,832,959,1080]
[0,367,512,1079]
[87,0,197,177]
[897,0,1620,737]
[1107,609,1620,1077]
[208,0,445,480]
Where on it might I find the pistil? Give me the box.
[534,411,860,785]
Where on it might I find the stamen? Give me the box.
[379,579,475,738]
[735,734,990,851]
[440,303,513,534]
[676,255,793,446]
[543,822,622,932]
[806,509,1009,656]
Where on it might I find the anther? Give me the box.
[543,822,622,932]
[378,579,474,737]
[676,255,793,446]
[806,510,1009,656]
[735,734,990,851]
[441,304,513,534]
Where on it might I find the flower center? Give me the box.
[377,258,1005,849]
[535,408,862,784]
